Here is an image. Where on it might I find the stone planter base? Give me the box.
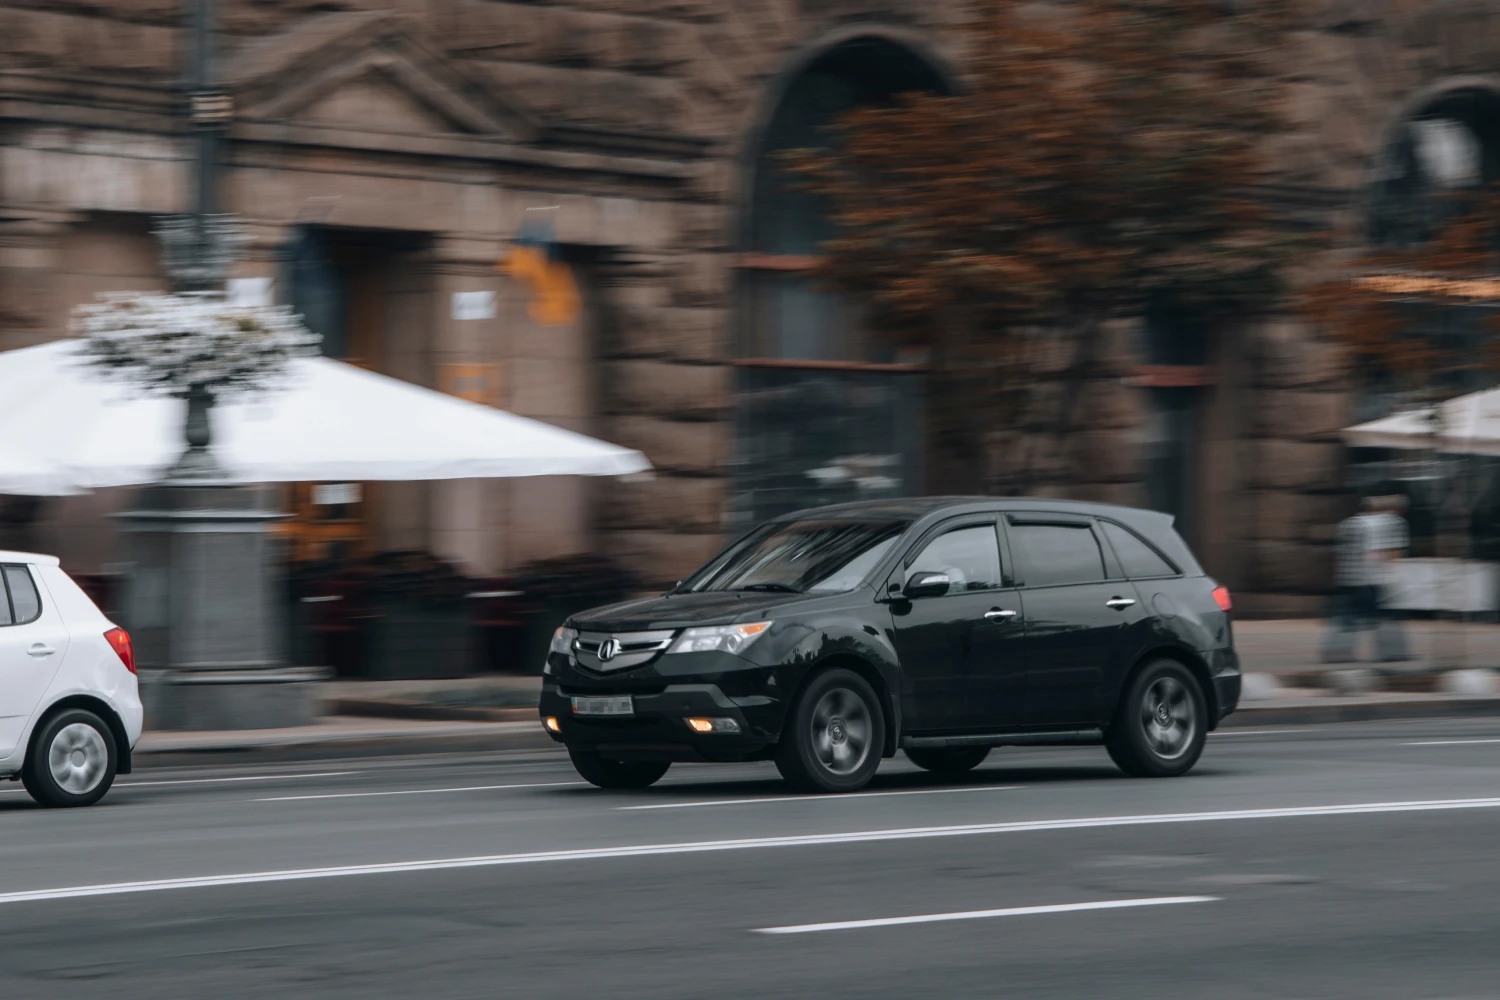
[143,666,331,731]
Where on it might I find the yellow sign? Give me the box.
[499,245,581,325]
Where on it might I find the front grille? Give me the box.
[572,629,675,673]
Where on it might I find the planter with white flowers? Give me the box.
[71,291,320,480]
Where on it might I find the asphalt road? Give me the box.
[4,718,1500,1000]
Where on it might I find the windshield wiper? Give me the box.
[736,582,804,594]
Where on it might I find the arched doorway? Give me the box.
[732,36,949,526]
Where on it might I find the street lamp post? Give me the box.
[117,0,323,731]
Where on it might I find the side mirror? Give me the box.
[902,571,951,600]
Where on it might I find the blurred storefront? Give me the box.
[4,0,1500,618]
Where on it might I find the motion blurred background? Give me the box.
[3,0,1500,691]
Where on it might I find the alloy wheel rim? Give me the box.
[1140,676,1196,760]
[811,687,872,776]
[48,723,107,795]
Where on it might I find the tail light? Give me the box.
[104,627,136,674]
[1211,585,1232,613]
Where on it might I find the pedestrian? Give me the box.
[1368,494,1413,662]
[1321,497,1378,662]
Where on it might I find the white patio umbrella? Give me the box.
[1343,387,1500,456]
[0,441,82,497]
[0,340,649,495]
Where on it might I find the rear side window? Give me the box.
[1010,523,1105,587]
[1,564,42,625]
[1101,522,1178,579]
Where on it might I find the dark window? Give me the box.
[1,564,41,624]
[687,518,909,594]
[731,367,924,526]
[1011,523,1106,587]
[906,525,1003,594]
[1101,522,1177,579]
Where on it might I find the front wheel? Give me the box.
[567,748,670,789]
[1105,659,1207,778]
[904,746,991,774]
[775,668,885,793]
[22,709,118,808]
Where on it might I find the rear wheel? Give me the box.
[22,709,118,808]
[1105,659,1207,778]
[904,746,991,774]
[567,748,670,789]
[775,668,885,793]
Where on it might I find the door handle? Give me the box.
[27,643,55,657]
[1105,597,1137,610]
[983,609,1019,621]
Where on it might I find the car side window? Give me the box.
[1100,522,1178,579]
[1,564,41,625]
[906,525,1003,594]
[1010,522,1106,588]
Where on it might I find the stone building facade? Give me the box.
[2,0,1499,612]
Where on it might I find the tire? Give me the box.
[1105,659,1207,778]
[567,747,670,789]
[22,709,118,808]
[775,668,885,793]
[904,746,991,774]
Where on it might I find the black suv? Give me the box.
[540,498,1239,793]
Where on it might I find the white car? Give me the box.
[0,551,142,807]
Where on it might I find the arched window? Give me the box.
[1370,88,1500,248]
[741,38,949,360]
[732,37,948,525]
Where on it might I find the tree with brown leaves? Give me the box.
[790,0,1301,491]
[1305,186,1500,407]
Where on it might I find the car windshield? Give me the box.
[687,518,909,594]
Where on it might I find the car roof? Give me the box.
[777,496,1173,525]
[0,550,61,566]
[774,497,1201,574]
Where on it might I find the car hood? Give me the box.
[569,591,809,631]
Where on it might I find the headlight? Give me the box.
[550,626,578,655]
[666,621,771,655]
[546,627,578,674]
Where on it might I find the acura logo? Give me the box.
[596,638,621,662]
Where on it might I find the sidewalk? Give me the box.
[130,621,1500,768]
[1235,618,1500,678]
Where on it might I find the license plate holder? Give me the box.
[571,695,634,717]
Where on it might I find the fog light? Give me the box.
[544,716,560,733]
[685,717,741,734]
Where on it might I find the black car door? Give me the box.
[887,517,1027,733]
[1006,515,1149,728]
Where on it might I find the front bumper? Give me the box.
[539,682,780,762]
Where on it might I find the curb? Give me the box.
[324,699,536,724]
[134,724,558,769]
[1221,696,1500,727]
[130,697,1500,769]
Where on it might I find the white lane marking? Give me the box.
[753,895,1219,935]
[0,771,357,795]
[257,781,582,802]
[1405,739,1500,746]
[124,771,358,787]
[3,796,1499,905]
[620,785,1021,811]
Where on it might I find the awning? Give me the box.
[0,340,650,495]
